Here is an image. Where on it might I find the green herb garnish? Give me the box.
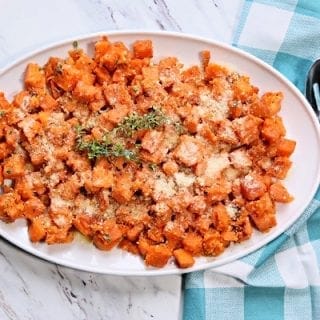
[0,110,5,117]
[55,62,63,75]
[103,234,111,242]
[173,122,186,135]
[75,108,169,161]
[75,124,86,136]
[148,163,158,171]
[132,85,140,94]
[72,41,79,49]
[116,108,168,137]
[76,133,138,161]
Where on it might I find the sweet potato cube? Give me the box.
[24,197,46,219]
[28,218,47,242]
[246,193,275,217]
[240,174,267,201]
[0,92,10,110]
[213,204,231,232]
[250,212,276,232]
[111,175,134,203]
[203,230,225,256]
[182,233,203,256]
[40,94,58,111]
[3,154,25,178]
[101,42,129,71]
[232,75,258,102]
[73,81,103,103]
[94,37,111,61]
[276,139,296,157]
[261,116,286,143]
[73,214,94,237]
[144,244,171,268]
[0,192,24,222]
[25,63,45,91]
[162,160,179,176]
[93,220,123,251]
[133,40,153,59]
[45,226,74,244]
[246,193,276,232]
[269,182,293,203]
[260,92,283,117]
[127,223,144,242]
[173,248,195,268]
[205,63,228,79]
[232,115,262,145]
[267,157,292,179]
[92,160,114,189]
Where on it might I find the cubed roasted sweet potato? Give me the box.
[24,63,46,91]
[261,116,286,143]
[3,154,25,178]
[28,217,47,242]
[269,182,293,203]
[182,232,203,256]
[93,220,123,251]
[133,40,153,59]
[144,244,171,268]
[173,248,195,268]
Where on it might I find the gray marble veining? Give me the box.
[0,239,181,320]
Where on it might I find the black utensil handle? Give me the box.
[306,59,320,115]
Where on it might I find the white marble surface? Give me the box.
[0,1,243,319]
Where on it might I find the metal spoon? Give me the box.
[306,59,320,119]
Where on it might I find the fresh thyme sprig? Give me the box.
[75,108,176,161]
[116,108,168,137]
[77,136,138,161]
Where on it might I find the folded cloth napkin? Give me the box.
[183,2,320,319]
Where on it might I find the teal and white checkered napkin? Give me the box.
[183,2,320,319]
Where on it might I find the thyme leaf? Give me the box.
[55,62,64,75]
[148,163,158,171]
[72,40,79,49]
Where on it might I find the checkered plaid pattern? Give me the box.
[183,1,320,319]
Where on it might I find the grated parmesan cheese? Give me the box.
[174,172,195,188]
[47,112,65,125]
[48,173,60,187]
[19,117,36,137]
[53,215,69,227]
[153,177,176,200]
[225,203,238,218]
[78,198,98,216]
[223,167,240,181]
[40,135,54,156]
[51,196,73,209]
[103,202,117,219]
[198,90,231,120]
[205,152,230,177]
[3,179,13,187]
[230,148,252,169]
